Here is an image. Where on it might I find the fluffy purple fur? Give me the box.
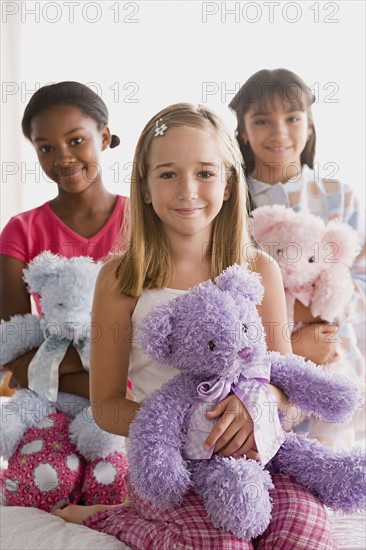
[268,432,366,513]
[128,374,197,507]
[190,456,274,539]
[269,352,363,424]
[215,263,264,304]
[128,264,365,541]
[128,373,276,540]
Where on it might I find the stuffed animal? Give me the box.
[0,252,103,401]
[0,253,128,511]
[250,205,362,447]
[249,204,360,325]
[128,264,365,540]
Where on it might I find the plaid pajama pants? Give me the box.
[83,473,337,549]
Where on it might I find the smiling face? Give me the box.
[143,126,231,243]
[241,95,312,182]
[30,105,110,193]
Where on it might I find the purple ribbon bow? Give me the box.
[183,359,285,465]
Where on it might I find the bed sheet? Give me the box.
[1,505,365,550]
[0,505,130,550]
[326,509,366,549]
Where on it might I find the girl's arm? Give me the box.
[0,255,89,396]
[0,255,31,320]
[254,251,292,410]
[255,251,292,356]
[0,256,36,387]
[291,321,339,365]
[89,259,140,437]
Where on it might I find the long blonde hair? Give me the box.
[115,103,252,296]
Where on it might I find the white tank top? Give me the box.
[129,287,187,403]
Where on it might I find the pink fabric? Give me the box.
[2,411,85,512]
[80,453,129,506]
[83,473,337,549]
[1,411,130,511]
[0,196,127,313]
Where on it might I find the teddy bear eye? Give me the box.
[207,341,216,351]
[308,256,315,263]
[242,324,248,334]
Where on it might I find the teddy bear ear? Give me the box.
[23,252,66,293]
[321,221,360,266]
[250,204,294,242]
[139,301,176,364]
[214,264,264,304]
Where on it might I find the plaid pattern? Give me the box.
[83,473,337,549]
[255,474,336,550]
[249,165,366,447]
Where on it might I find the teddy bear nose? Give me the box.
[238,347,252,360]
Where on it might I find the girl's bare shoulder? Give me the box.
[96,257,137,311]
[246,248,282,280]
[95,257,118,291]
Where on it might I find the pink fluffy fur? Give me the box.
[250,205,360,322]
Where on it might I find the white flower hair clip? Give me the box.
[154,118,168,137]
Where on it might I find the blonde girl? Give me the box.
[55,103,336,549]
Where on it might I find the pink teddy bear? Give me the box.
[250,205,362,447]
[250,204,359,327]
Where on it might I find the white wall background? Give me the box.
[1,0,365,228]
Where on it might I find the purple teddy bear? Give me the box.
[128,264,365,540]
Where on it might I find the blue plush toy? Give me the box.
[0,252,103,402]
[0,253,128,510]
[128,264,365,540]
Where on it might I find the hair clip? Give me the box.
[154,118,168,137]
